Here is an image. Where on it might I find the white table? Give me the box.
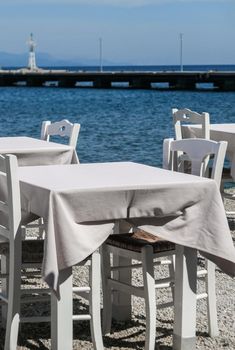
[182,123,235,180]
[18,162,235,350]
[0,136,79,165]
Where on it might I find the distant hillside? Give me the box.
[0,51,115,68]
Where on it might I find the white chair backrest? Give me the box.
[172,108,210,140]
[0,154,21,243]
[40,119,80,147]
[163,138,227,186]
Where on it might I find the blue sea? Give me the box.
[0,65,234,167]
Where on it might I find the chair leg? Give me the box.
[89,250,104,350]
[101,245,112,335]
[168,255,175,303]
[141,245,156,350]
[206,260,219,337]
[38,217,45,239]
[4,235,21,350]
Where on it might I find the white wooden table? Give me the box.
[0,136,79,165]
[18,162,235,350]
[182,123,235,180]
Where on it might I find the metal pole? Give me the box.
[99,37,103,72]
[180,33,183,72]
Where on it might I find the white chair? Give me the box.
[0,154,22,350]
[172,108,234,217]
[102,223,176,350]
[22,119,81,241]
[172,108,210,140]
[20,250,104,350]
[172,108,210,174]
[40,119,80,147]
[0,154,103,349]
[102,138,227,350]
[164,138,227,337]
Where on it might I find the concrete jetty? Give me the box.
[0,69,235,90]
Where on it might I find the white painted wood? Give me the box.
[172,108,210,173]
[102,239,175,349]
[51,267,73,350]
[172,108,210,140]
[168,256,175,302]
[101,245,113,334]
[101,213,176,348]
[141,245,156,350]
[206,260,219,337]
[173,245,197,350]
[72,314,91,321]
[166,138,227,187]
[89,250,104,350]
[24,124,80,243]
[28,119,80,244]
[112,255,132,322]
[73,286,90,293]
[0,154,22,350]
[21,119,80,312]
[40,119,80,147]
[50,256,104,350]
[40,121,51,141]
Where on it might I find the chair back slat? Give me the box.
[172,108,210,140]
[40,119,80,147]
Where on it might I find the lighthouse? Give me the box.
[27,33,38,70]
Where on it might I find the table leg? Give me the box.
[112,255,132,321]
[173,245,197,350]
[51,266,73,350]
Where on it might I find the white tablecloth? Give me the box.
[0,136,78,165]
[182,124,235,180]
[18,162,235,296]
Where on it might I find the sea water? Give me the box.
[0,65,234,167]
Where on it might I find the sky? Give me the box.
[0,0,235,65]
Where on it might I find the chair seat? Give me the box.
[0,240,44,264]
[0,240,94,265]
[106,229,175,253]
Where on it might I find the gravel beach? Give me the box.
[0,195,234,350]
